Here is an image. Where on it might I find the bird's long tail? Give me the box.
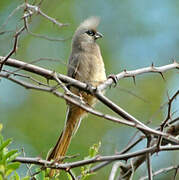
[47,106,85,177]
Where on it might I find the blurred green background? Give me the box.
[0,0,179,179]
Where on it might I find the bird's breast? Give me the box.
[76,52,106,86]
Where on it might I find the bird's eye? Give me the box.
[86,30,95,36]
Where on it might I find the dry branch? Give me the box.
[13,145,179,170]
[0,57,178,144]
[1,57,178,93]
[119,121,179,180]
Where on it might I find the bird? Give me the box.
[47,16,106,176]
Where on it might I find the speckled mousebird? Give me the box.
[48,17,106,176]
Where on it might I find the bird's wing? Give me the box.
[67,54,80,79]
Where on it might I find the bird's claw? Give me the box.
[108,74,118,87]
[86,82,93,92]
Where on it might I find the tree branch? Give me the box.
[13,145,179,170]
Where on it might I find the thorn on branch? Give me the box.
[159,72,165,81]
[46,78,50,85]
[65,167,70,171]
[132,76,136,85]
[151,62,154,67]
[172,57,176,63]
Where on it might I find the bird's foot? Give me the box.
[108,74,118,87]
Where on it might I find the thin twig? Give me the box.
[146,136,153,180]
[22,148,33,177]
[53,72,82,101]
[156,90,179,149]
[0,26,25,71]
[2,69,50,87]
[0,3,25,29]
[140,165,179,180]
[109,162,121,180]
[67,169,77,180]
[83,118,179,178]
[23,14,69,41]
[25,3,68,27]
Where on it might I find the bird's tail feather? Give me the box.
[47,107,85,177]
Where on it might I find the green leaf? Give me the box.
[3,150,18,162]
[21,177,30,180]
[80,142,101,179]
[0,124,3,132]
[7,152,20,163]
[0,165,5,174]
[5,169,13,177]
[0,139,12,152]
[44,177,50,180]
[66,172,72,180]
[6,162,20,171]
[35,169,46,180]
[89,142,101,158]
[13,172,20,180]
[81,173,94,180]
[0,135,3,145]
[5,162,20,177]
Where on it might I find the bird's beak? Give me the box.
[94,32,103,39]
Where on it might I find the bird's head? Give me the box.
[72,17,103,47]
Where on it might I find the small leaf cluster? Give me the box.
[0,124,28,180]
[0,124,102,180]
[80,142,101,180]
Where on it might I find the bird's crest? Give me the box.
[78,16,100,31]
